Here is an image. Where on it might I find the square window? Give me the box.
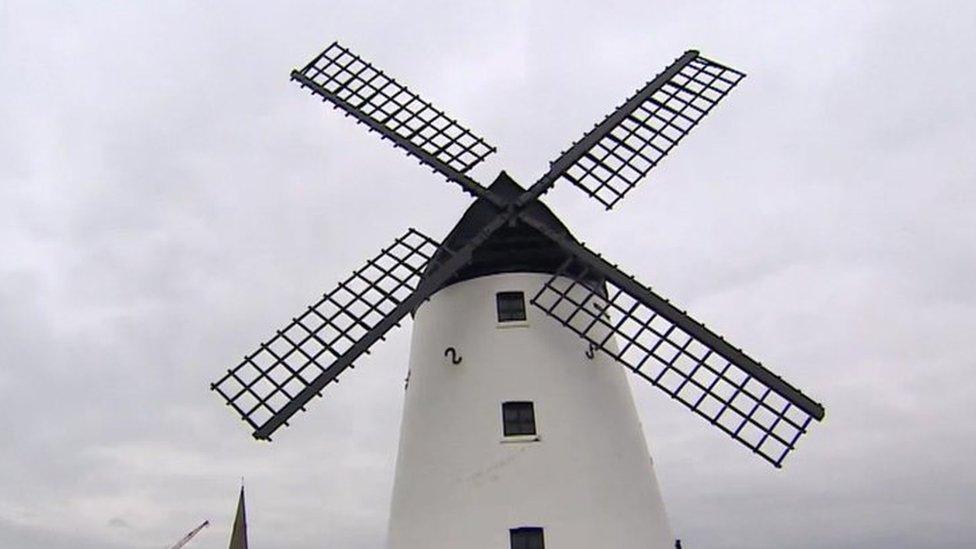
[510,527,545,549]
[497,291,527,322]
[502,401,536,436]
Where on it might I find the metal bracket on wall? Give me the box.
[585,342,597,360]
[444,347,462,365]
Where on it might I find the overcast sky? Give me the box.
[2,1,975,548]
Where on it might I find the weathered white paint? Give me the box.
[387,273,673,549]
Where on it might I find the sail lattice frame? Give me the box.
[555,54,745,209]
[294,42,496,175]
[530,261,815,467]
[211,228,441,433]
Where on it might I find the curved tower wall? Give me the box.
[387,273,673,549]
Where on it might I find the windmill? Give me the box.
[211,41,825,548]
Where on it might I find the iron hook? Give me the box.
[444,347,462,365]
[585,343,597,360]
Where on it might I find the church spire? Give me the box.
[228,484,248,549]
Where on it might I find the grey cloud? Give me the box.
[1,1,974,548]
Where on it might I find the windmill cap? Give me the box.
[419,171,605,294]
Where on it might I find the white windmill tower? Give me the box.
[212,42,825,549]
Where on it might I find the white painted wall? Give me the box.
[387,273,673,549]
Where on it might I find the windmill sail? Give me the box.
[535,51,745,209]
[292,42,496,199]
[211,228,443,439]
[228,486,248,549]
[529,249,824,467]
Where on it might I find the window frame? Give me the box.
[502,401,537,437]
[510,526,545,549]
[496,291,527,323]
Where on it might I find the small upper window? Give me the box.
[496,291,526,322]
[510,527,545,549]
[502,401,536,436]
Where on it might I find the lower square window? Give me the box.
[502,401,536,436]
